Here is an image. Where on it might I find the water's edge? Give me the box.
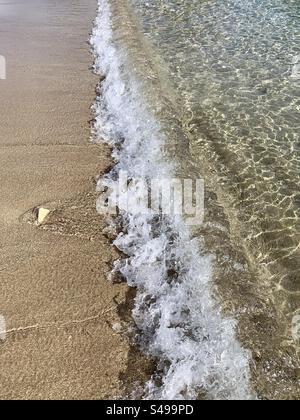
[91,0,255,400]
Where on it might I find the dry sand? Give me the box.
[0,0,133,399]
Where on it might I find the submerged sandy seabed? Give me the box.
[0,0,146,399]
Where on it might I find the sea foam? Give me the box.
[91,0,255,400]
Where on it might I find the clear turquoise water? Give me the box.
[130,0,300,297]
[94,0,300,399]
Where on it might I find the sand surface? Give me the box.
[0,0,131,399]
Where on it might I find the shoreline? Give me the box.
[3,0,298,401]
[0,0,138,399]
[89,0,300,400]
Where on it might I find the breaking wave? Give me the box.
[91,0,255,400]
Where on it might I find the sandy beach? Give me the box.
[3,0,299,403]
[0,0,131,399]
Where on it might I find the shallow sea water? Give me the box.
[93,0,300,399]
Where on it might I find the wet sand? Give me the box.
[0,0,131,399]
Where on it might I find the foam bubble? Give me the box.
[91,0,255,400]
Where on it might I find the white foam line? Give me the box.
[91,0,256,400]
